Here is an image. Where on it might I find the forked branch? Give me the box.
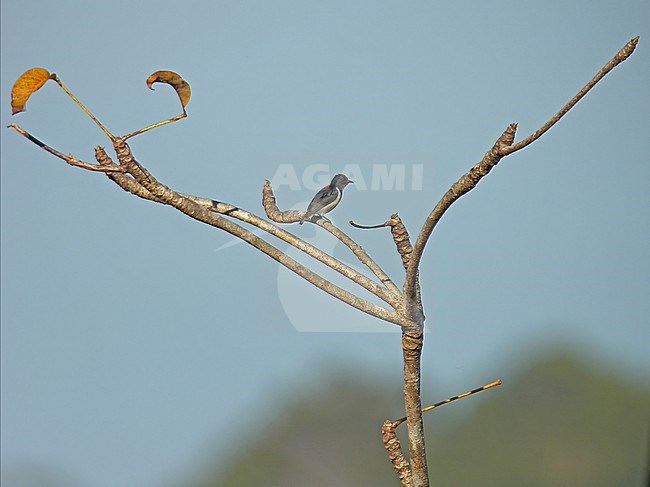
[403,36,639,303]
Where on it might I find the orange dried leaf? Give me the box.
[11,68,54,115]
[146,70,191,109]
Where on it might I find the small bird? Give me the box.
[300,174,354,224]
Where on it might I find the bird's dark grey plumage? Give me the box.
[300,174,353,224]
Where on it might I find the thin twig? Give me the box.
[53,75,115,141]
[8,124,125,173]
[122,112,187,140]
[350,215,415,271]
[501,36,640,156]
[349,220,390,229]
[392,379,502,428]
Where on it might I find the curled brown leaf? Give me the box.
[11,67,54,115]
[146,70,191,109]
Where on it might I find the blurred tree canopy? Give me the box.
[190,351,649,487]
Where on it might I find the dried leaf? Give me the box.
[11,68,54,115]
[146,70,191,109]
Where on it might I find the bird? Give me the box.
[300,174,354,225]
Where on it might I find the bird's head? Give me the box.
[331,173,353,189]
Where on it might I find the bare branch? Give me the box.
[350,214,414,270]
[401,330,427,485]
[109,138,408,326]
[404,37,639,304]
[8,124,126,173]
[351,213,420,305]
[405,124,516,302]
[501,36,639,156]
[96,146,165,202]
[317,219,402,296]
[94,147,400,308]
[262,180,402,298]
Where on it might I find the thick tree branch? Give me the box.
[402,330,427,486]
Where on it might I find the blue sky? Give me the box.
[2,1,649,486]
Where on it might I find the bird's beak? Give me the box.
[348,180,354,184]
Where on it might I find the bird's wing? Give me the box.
[306,186,336,214]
